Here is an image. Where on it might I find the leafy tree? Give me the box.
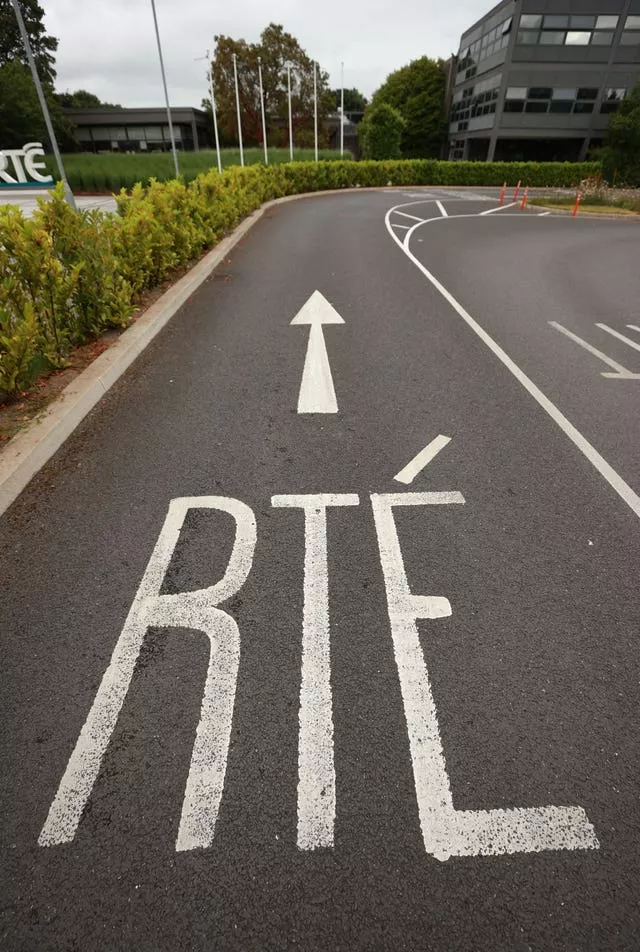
[0,59,73,149]
[0,0,58,86]
[57,89,121,109]
[371,57,447,158]
[359,102,405,160]
[204,23,334,149]
[332,87,368,117]
[602,82,640,185]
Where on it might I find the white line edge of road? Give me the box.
[384,200,640,523]
[0,186,389,520]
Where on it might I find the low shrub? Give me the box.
[0,158,600,401]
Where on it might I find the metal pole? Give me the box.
[287,64,294,161]
[9,0,76,209]
[313,61,318,162]
[149,0,179,177]
[258,57,268,165]
[340,61,344,156]
[209,62,222,174]
[232,53,244,166]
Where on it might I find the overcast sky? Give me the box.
[43,0,490,107]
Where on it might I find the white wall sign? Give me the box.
[0,142,53,186]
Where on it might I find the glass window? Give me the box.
[502,16,513,33]
[565,31,591,44]
[540,31,566,44]
[596,15,618,29]
[591,31,614,45]
[543,15,569,28]
[126,127,145,138]
[626,15,640,28]
[163,125,182,139]
[600,101,620,112]
[504,100,525,112]
[520,14,542,28]
[144,126,163,140]
[570,15,595,29]
[525,101,549,112]
[573,102,594,113]
[528,87,552,99]
[552,87,577,99]
[550,101,573,113]
[620,31,640,45]
[506,86,527,98]
[517,30,540,43]
[577,88,598,100]
[605,88,626,100]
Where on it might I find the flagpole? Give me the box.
[209,59,222,174]
[340,61,344,157]
[232,52,244,166]
[313,61,318,162]
[287,64,294,161]
[258,57,268,165]
[150,0,179,177]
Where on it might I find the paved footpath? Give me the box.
[1,188,640,951]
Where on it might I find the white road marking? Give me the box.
[435,200,448,218]
[271,493,360,850]
[394,435,451,484]
[371,492,599,861]
[39,496,256,852]
[383,201,640,522]
[391,222,411,230]
[626,325,640,335]
[393,210,426,223]
[291,290,344,414]
[550,322,640,379]
[538,211,551,217]
[596,323,640,355]
[480,202,517,215]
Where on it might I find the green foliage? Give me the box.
[601,82,640,186]
[0,60,73,150]
[332,87,368,116]
[207,24,334,149]
[359,103,406,160]
[0,160,599,404]
[371,57,448,158]
[0,0,58,85]
[57,89,121,109]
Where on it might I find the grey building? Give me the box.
[62,107,211,153]
[448,0,640,161]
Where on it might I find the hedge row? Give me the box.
[0,159,599,400]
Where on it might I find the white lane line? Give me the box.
[626,325,640,335]
[391,222,411,230]
[383,201,640,522]
[39,496,256,851]
[271,493,360,850]
[291,291,344,414]
[394,435,451,484]
[596,323,640,355]
[550,322,640,379]
[538,211,551,217]
[393,209,427,223]
[480,202,517,215]
[435,200,448,218]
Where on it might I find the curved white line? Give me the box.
[383,200,640,522]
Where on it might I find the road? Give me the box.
[1,188,639,951]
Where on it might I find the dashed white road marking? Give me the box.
[626,325,640,335]
[271,494,359,850]
[393,209,426,223]
[480,202,518,215]
[394,435,451,484]
[391,222,411,230]
[371,492,599,860]
[550,321,640,379]
[596,323,640,355]
[435,200,448,218]
[384,200,640,522]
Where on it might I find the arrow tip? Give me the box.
[290,290,345,326]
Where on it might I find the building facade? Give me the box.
[62,107,211,153]
[448,0,640,161]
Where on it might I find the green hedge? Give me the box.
[0,159,598,400]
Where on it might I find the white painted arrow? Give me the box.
[291,291,344,413]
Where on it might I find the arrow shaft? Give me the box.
[297,324,338,414]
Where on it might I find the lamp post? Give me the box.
[232,53,244,166]
[9,0,76,209]
[149,0,179,177]
[313,61,318,162]
[258,57,268,165]
[287,64,294,161]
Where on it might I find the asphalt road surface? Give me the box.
[1,189,640,951]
